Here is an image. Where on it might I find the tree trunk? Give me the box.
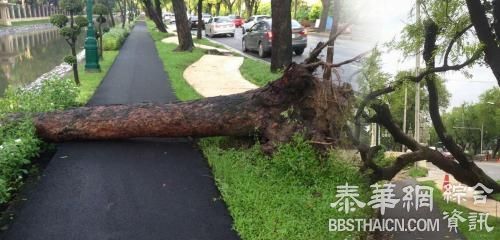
[244,0,255,18]
[31,64,351,153]
[319,0,330,32]
[144,0,167,32]
[71,45,80,85]
[98,21,103,60]
[197,0,203,39]
[154,0,162,20]
[270,0,292,72]
[206,3,213,15]
[493,138,500,158]
[109,11,115,27]
[215,1,221,16]
[172,0,194,51]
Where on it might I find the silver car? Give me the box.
[242,20,307,58]
[205,17,236,37]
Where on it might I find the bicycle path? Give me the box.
[2,21,240,240]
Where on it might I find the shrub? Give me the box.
[0,78,78,204]
[102,27,130,50]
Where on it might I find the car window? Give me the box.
[207,18,213,23]
[292,20,302,28]
[250,22,260,31]
[215,17,231,23]
[248,17,254,22]
[257,22,269,31]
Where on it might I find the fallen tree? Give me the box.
[4,4,500,194]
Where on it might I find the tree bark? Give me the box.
[197,0,203,39]
[215,1,221,16]
[465,0,500,86]
[270,0,292,72]
[493,138,500,158]
[154,0,163,21]
[109,11,115,27]
[172,0,194,51]
[319,0,330,32]
[254,0,260,15]
[31,64,351,154]
[143,0,167,32]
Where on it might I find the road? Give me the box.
[428,161,500,181]
[191,26,376,89]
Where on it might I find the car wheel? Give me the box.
[294,48,305,56]
[242,28,245,35]
[258,42,268,58]
[242,39,248,52]
[230,33,234,37]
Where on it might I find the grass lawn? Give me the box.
[408,166,428,178]
[73,50,119,104]
[9,19,50,27]
[149,22,374,240]
[239,58,282,86]
[420,180,500,240]
[155,42,203,101]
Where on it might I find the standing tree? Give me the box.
[49,0,88,85]
[117,0,127,28]
[142,0,167,32]
[318,0,330,32]
[197,0,203,39]
[222,0,236,13]
[93,3,109,60]
[270,0,291,72]
[215,0,221,15]
[244,0,257,18]
[99,0,116,27]
[172,0,194,51]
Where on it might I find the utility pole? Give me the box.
[414,0,421,144]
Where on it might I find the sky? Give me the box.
[346,0,498,109]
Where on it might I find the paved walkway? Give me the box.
[2,21,240,240]
[183,55,258,97]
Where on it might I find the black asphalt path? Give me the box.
[2,22,240,240]
[382,179,464,240]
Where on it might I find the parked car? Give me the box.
[241,15,270,34]
[202,13,212,23]
[189,14,212,29]
[205,16,235,37]
[163,12,175,23]
[188,15,205,29]
[228,15,244,27]
[242,19,307,58]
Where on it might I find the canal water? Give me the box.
[0,26,85,96]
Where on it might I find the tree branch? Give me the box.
[443,24,473,66]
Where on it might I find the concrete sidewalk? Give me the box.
[2,21,240,240]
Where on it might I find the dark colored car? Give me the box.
[228,15,244,27]
[189,14,212,29]
[242,19,307,58]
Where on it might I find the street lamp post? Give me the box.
[84,0,100,71]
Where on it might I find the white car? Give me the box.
[241,15,270,34]
[205,17,235,37]
[163,12,175,24]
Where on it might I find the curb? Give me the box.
[203,37,270,65]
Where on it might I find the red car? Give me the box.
[228,15,244,28]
